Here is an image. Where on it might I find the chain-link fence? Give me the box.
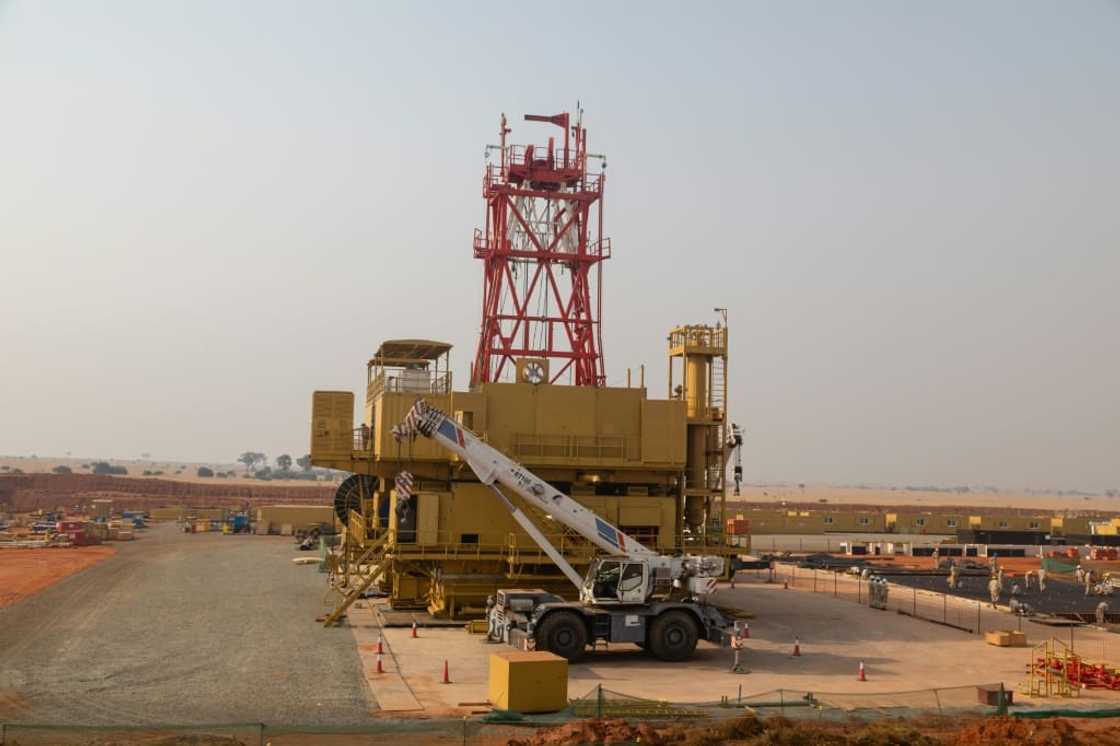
[0,682,1097,746]
[771,562,1049,639]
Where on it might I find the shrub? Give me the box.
[52,465,73,475]
[197,466,214,478]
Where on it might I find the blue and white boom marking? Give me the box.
[392,399,657,562]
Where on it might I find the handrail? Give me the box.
[368,369,452,398]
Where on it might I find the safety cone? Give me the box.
[792,637,801,657]
[858,661,867,682]
[377,632,384,655]
[376,652,384,674]
[411,621,418,638]
[442,659,451,684]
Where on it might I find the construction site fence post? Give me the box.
[977,601,981,635]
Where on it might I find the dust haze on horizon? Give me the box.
[1,1,1117,494]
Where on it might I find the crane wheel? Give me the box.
[648,610,698,661]
[534,611,588,662]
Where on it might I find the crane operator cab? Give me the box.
[586,558,648,604]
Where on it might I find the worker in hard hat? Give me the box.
[1097,601,1110,626]
[730,624,747,673]
[948,563,960,591]
[1037,567,1047,591]
[1076,565,1086,585]
[988,576,1001,608]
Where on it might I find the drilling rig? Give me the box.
[310,111,744,620]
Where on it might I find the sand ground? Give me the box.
[0,546,116,608]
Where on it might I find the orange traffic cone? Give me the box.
[376,652,384,674]
[792,637,801,657]
[442,659,451,684]
[858,661,866,681]
[411,621,418,638]
[377,632,384,654]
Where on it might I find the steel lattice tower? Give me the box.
[471,111,610,387]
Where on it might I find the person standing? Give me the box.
[730,626,747,673]
[1038,567,1047,591]
[988,576,1001,608]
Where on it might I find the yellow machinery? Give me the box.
[310,331,740,618]
[667,323,730,540]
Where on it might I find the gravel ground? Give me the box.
[0,524,374,726]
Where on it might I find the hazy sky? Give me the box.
[1,1,1117,491]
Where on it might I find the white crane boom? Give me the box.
[392,400,657,561]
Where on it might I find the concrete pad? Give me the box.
[348,604,423,712]
[355,578,1120,715]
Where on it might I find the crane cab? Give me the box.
[581,556,659,605]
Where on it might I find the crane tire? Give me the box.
[534,611,588,662]
[648,610,698,661]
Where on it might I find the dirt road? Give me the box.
[0,546,116,608]
[0,524,373,726]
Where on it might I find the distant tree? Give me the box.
[238,451,266,473]
[254,466,273,480]
[52,465,72,475]
[296,454,312,472]
[80,464,90,469]
[92,461,128,476]
[11,468,23,474]
[276,454,292,472]
[197,466,214,478]
[0,465,9,471]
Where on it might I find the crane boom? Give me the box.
[392,399,656,560]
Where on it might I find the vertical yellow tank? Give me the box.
[668,324,729,542]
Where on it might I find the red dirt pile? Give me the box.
[506,714,940,746]
[950,716,1120,746]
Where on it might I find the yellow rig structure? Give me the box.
[310,330,737,618]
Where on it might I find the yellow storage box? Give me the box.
[488,651,568,713]
[985,630,1028,647]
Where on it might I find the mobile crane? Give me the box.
[392,400,730,662]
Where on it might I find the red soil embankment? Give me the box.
[0,473,335,512]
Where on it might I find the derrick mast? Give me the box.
[471,111,609,387]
